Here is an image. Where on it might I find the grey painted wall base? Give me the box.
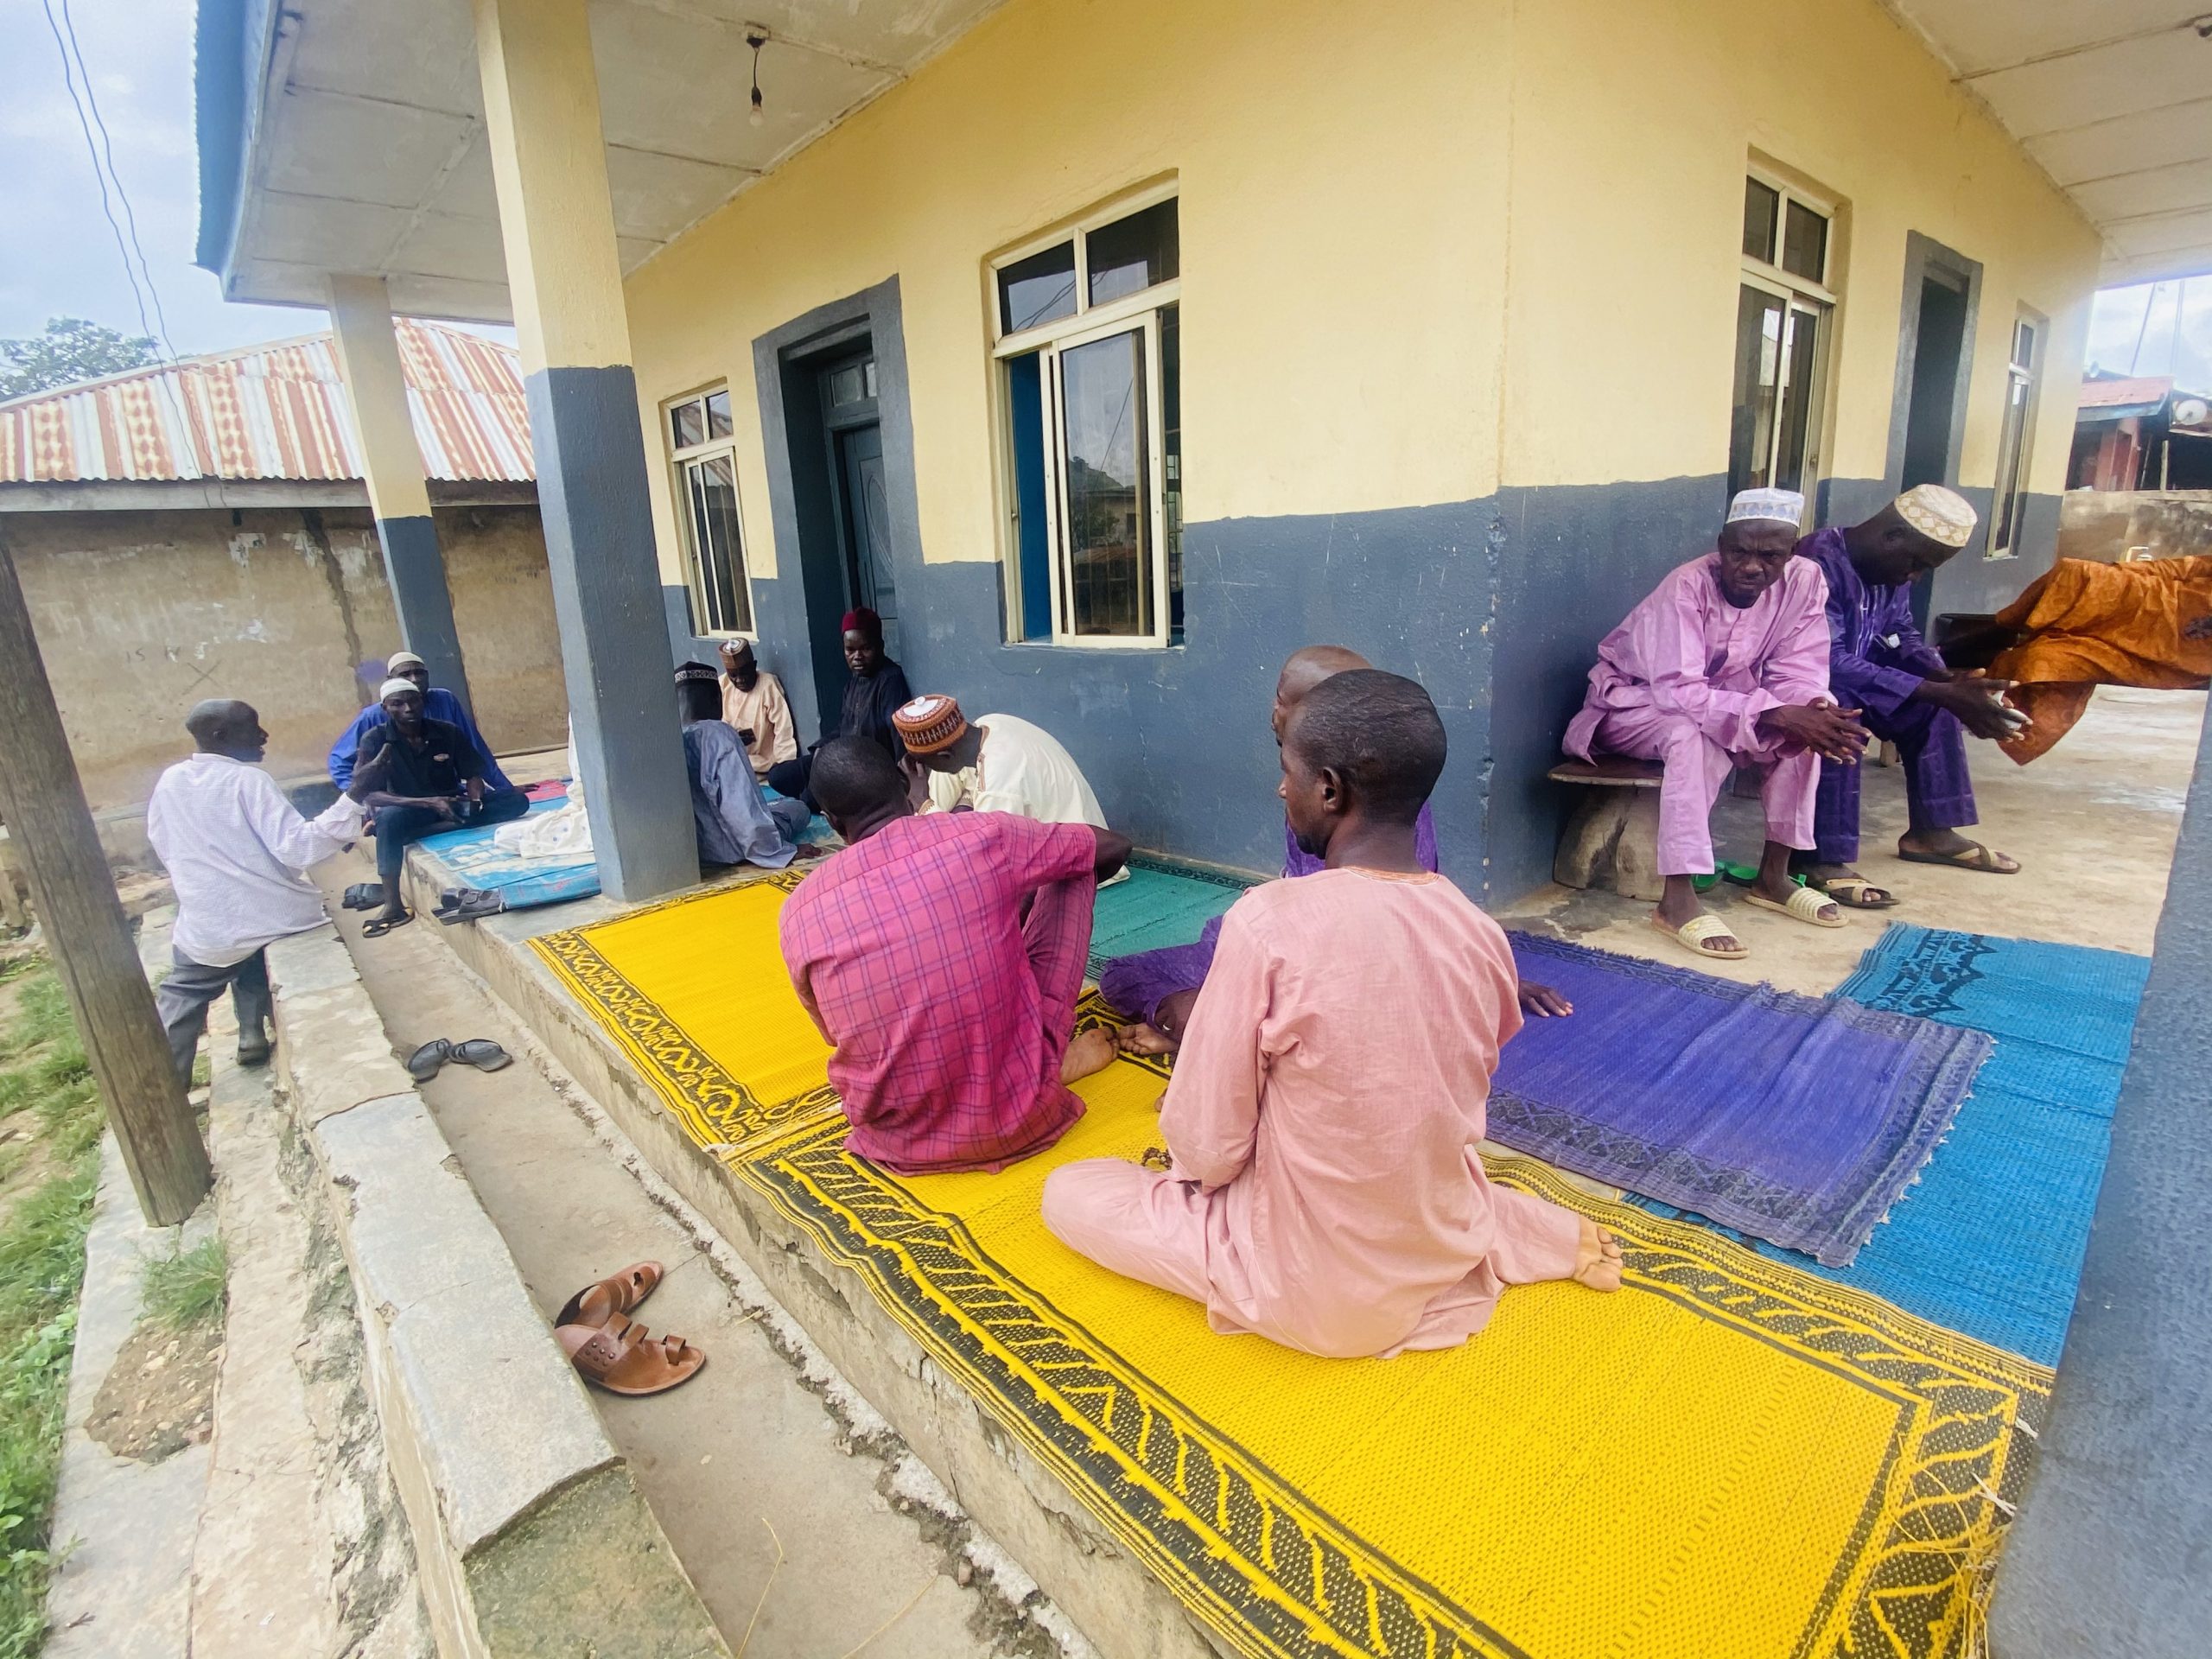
[1988,706,2212,1657]
[527,364,699,902]
[376,512,474,715]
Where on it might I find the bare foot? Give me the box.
[1116,1023,1176,1057]
[1573,1219,1624,1292]
[1061,1025,1120,1084]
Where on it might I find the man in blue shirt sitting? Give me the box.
[328,650,512,793]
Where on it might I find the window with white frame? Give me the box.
[991,192,1181,647]
[1728,173,1836,501]
[1988,314,2043,557]
[665,386,753,635]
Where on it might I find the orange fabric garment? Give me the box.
[1989,556,2212,763]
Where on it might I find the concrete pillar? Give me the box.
[326,275,474,714]
[1988,704,2212,1657]
[470,0,697,901]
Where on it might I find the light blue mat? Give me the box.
[1086,855,1254,976]
[1637,924,2146,1365]
[416,800,601,909]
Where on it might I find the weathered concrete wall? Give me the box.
[2,505,566,810]
[2056,490,2212,564]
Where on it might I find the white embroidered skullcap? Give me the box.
[1895,483,1977,548]
[1726,487,1806,529]
[378,677,420,701]
[385,650,427,671]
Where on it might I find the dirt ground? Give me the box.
[86,1321,219,1463]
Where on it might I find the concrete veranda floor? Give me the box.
[312,859,1069,1659]
[1496,686,2206,994]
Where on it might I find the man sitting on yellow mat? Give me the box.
[779,738,1133,1174]
[1042,671,1622,1359]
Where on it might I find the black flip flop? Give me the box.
[362,912,414,939]
[342,882,385,911]
[406,1039,452,1082]
[450,1039,512,1073]
[435,888,506,925]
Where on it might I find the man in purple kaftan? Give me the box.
[1790,486,2022,906]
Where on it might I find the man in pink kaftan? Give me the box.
[1042,671,1620,1359]
[1562,487,1866,958]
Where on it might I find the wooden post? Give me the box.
[0,542,210,1224]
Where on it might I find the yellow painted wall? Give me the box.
[1501,0,2101,493]
[624,0,2101,591]
[626,0,1516,586]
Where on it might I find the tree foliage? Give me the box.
[0,318,161,402]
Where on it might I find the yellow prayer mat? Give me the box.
[533,880,2050,1659]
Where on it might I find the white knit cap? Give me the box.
[1726,487,1806,529]
[385,650,427,671]
[378,677,420,702]
[1895,483,1977,548]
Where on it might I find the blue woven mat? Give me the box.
[1494,934,1991,1266]
[1637,924,2146,1365]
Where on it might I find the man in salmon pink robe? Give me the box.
[1043,671,1622,1359]
[1562,487,1865,959]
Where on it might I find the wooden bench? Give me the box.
[1548,756,1666,900]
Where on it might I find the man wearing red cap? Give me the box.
[763,607,912,807]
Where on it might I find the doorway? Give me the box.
[1900,269,1970,491]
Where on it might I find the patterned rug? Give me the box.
[531,879,2045,1659]
[1489,934,1990,1266]
[1633,925,2146,1367]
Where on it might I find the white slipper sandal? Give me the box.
[1743,884,1847,929]
[1649,912,1748,960]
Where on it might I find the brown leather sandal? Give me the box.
[557,1313,705,1396]
[553,1262,663,1331]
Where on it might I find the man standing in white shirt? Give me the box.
[146,699,368,1084]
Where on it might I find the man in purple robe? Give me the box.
[1101,646,1567,1054]
[1790,485,2023,907]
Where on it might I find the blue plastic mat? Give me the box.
[416,800,601,910]
[1637,924,2146,1365]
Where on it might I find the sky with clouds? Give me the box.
[0,0,2206,389]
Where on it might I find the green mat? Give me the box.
[1086,855,1255,976]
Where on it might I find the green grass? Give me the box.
[139,1238,226,1336]
[0,966,102,1658]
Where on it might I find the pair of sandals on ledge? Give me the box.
[552,1262,704,1396]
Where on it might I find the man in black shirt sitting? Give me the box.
[353,677,530,934]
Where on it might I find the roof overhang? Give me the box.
[1888,3,2212,287]
[194,0,1005,322]
[0,479,538,514]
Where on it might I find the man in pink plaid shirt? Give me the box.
[779,738,1133,1173]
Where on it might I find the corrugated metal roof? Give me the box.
[2077,375,2173,411]
[0,319,533,486]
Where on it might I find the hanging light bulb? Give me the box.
[747,30,767,128]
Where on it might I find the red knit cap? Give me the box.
[893,695,967,754]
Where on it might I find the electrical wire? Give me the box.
[37,0,175,362]
[57,0,175,359]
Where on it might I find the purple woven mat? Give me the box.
[1494,932,1992,1266]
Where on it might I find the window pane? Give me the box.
[2012,321,2036,371]
[684,453,751,634]
[1782,200,1827,283]
[1005,353,1052,641]
[1993,376,2030,551]
[1773,306,1821,493]
[1087,200,1179,308]
[671,398,704,449]
[1058,328,1150,638]
[705,389,731,438]
[999,242,1077,334]
[829,362,867,407]
[862,359,878,399]
[1727,286,1787,497]
[1742,178,1779,264]
[1160,304,1182,641]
